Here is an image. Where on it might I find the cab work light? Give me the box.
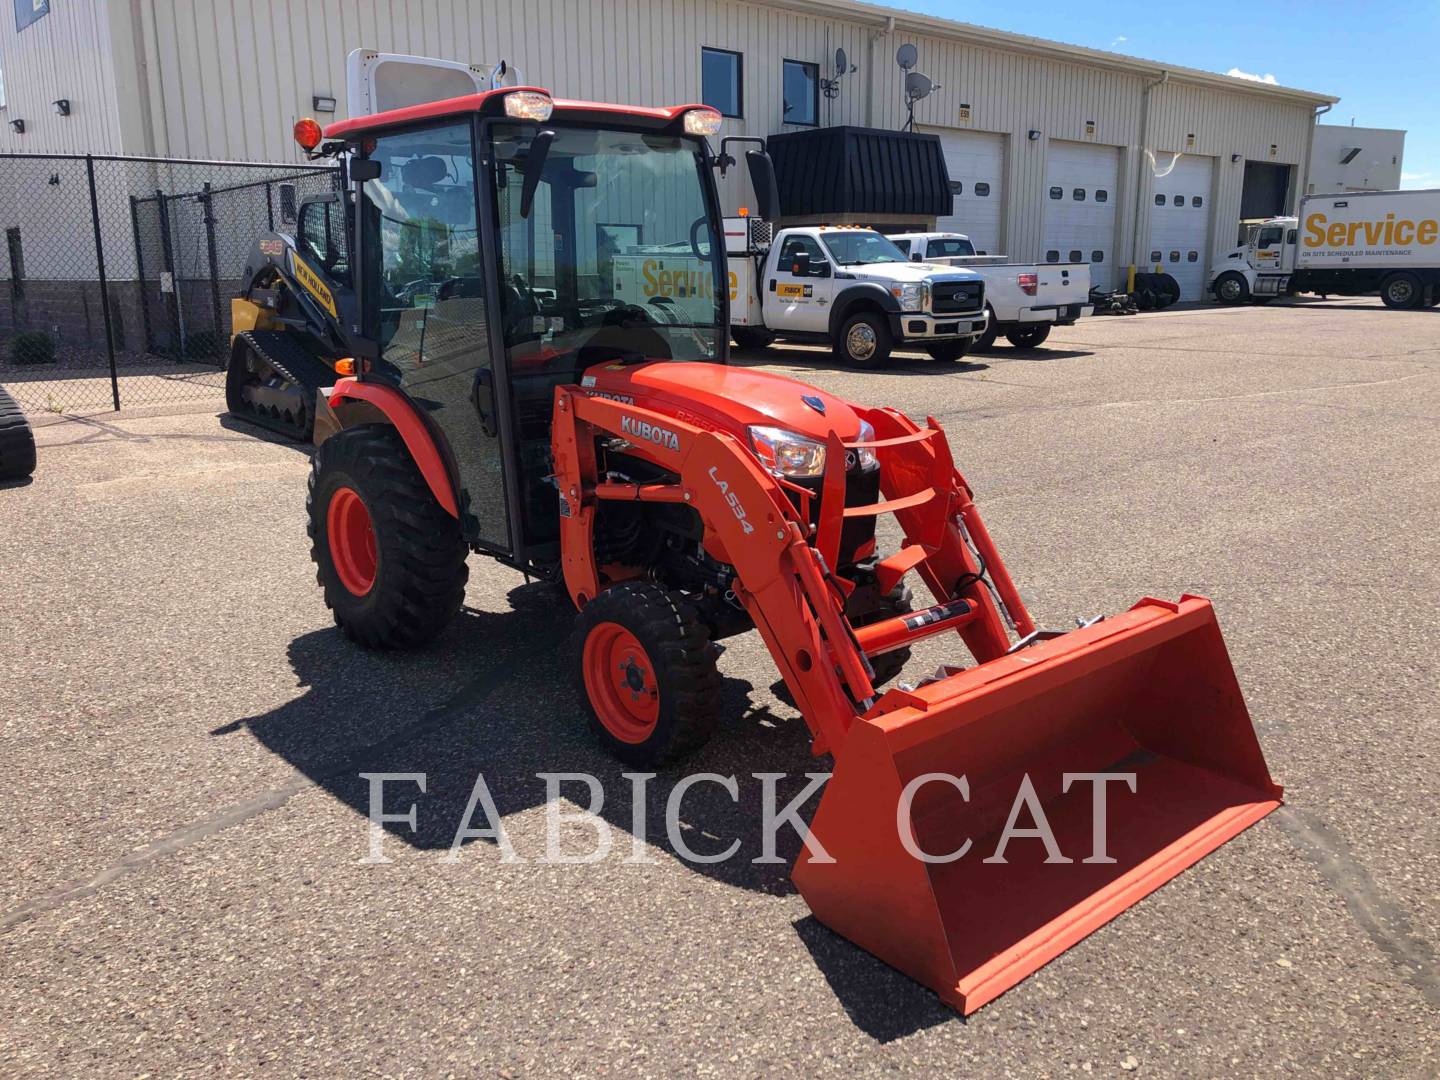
[293,117,323,151]
[504,91,554,122]
[683,107,723,137]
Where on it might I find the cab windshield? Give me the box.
[821,230,909,266]
[491,123,725,368]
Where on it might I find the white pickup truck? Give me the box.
[890,232,1092,351]
[724,223,988,367]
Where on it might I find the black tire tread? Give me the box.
[571,582,721,766]
[307,424,468,649]
[0,386,37,481]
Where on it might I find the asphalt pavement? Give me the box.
[2,297,1437,1076]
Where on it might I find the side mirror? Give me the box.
[911,252,922,261]
[349,158,381,182]
[746,149,781,223]
[814,261,832,278]
[790,252,811,276]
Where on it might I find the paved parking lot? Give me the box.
[2,298,1437,1077]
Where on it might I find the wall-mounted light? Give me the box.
[1269,143,1278,159]
[1231,153,1241,163]
[958,102,971,121]
[52,99,70,116]
[9,119,24,134]
[312,95,337,113]
[1028,129,1041,141]
[1084,119,1096,136]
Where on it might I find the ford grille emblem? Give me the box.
[802,394,826,415]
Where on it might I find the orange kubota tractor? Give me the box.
[263,80,1283,1015]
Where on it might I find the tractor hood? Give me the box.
[580,361,865,443]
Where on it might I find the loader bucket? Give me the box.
[793,595,1281,1015]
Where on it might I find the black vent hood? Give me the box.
[766,126,953,221]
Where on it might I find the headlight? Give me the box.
[854,420,878,471]
[503,90,554,121]
[749,425,826,478]
[890,282,926,311]
[683,107,723,136]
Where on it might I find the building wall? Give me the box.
[0,0,1332,282]
[1309,125,1404,194]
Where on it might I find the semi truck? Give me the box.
[1209,189,1440,309]
[611,220,988,367]
[889,231,1093,351]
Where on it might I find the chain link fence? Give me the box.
[0,153,339,414]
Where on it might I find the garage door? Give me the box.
[1043,140,1120,290]
[923,128,1006,256]
[1148,154,1214,300]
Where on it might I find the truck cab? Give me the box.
[1209,217,1298,304]
[722,224,987,367]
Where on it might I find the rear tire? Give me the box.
[1005,324,1052,350]
[1214,272,1250,306]
[572,582,720,766]
[307,425,468,649]
[835,310,893,369]
[732,326,775,351]
[1381,272,1423,310]
[925,339,973,362]
[0,386,37,481]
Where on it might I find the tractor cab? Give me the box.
[318,86,743,566]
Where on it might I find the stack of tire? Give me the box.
[1131,272,1182,311]
[0,386,37,482]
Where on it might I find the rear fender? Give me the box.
[321,378,459,518]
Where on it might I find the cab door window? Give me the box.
[297,197,349,283]
[778,234,828,275]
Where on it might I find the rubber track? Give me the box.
[228,330,339,441]
[0,385,37,481]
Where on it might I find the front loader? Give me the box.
[286,66,1282,1015]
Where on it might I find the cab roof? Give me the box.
[324,87,706,140]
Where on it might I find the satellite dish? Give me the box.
[835,47,848,76]
[896,43,918,71]
[904,71,933,100]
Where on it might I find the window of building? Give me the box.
[1095,189,1108,203]
[1092,250,1104,263]
[701,47,742,118]
[1069,249,1083,262]
[949,180,963,195]
[974,182,990,197]
[15,0,50,33]
[1192,196,1203,208]
[1172,194,1184,206]
[1150,250,1162,262]
[1049,186,1063,200]
[782,59,818,125]
[1187,251,1199,262]
[1154,194,1165,206]
[1169,250,1180,262]
[1073,188,1085,201]
[1046,250,1059,262]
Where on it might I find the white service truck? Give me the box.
[890,231,1093,350]
[1209,189,1440,309]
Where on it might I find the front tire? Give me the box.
[1005,324,1052,350]
[835,310,893,369]
[307,425,468,649]
[925,339,973,362]
[1214,272,1250,306]
[572,583,720,766]
[972,308,1000,352]
[1381,272,1423,310]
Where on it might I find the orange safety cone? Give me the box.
[793,595,1281,1015]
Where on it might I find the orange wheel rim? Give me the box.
[327,485,377,596]
[582,622,660,743]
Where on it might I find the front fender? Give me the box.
[828,283,900,337]
[322,378,459,518]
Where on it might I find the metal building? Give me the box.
[0,0,1338,298]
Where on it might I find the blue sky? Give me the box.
[884,1,1438,189]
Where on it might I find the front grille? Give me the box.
[931,280,984,313]
[791,464,882,568]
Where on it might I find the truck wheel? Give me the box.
[925,340,972,362]
[0,386,37,482]
[732,327,775,351]
[572,582,720,766]
[308,425,469,649]
[1005,324,1052,350]
[1213,273,1249,305]
[835,311,893,369]
[973,309,1000,352]
[1381,272,1423,310]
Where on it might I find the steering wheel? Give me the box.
[688,215,714,262]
